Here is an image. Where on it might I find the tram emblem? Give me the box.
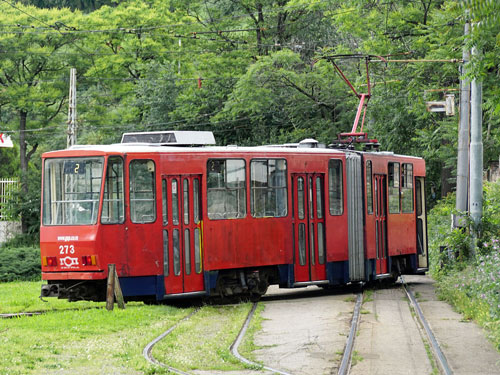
[60,256,79,269]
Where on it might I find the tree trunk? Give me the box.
[19,110,29,234]
[256,3,266,55]
[441,163,453,198]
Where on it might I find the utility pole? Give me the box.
[454,20,471,228]
[67,68,77,148]
[469,40,483,236]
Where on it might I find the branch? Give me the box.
[279,74,334,110]
[47,96,66,122]
[26,143,39,163]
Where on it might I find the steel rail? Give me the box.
[338,293,363,375]
[0,312,43,319]
[400,276,453,375]
[0,305,107,319]
[142,309,199,375]
[230,302,293,375]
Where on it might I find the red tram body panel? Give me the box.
[40,132,428,302]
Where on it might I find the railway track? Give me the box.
[0,311,43,319]
[142,304,292,375]
[142,309,199,375]
[0,305,106,319]
[337,293,363,375]
[400,276,453,375]
[142,288,365,375]
[342,278,453,375]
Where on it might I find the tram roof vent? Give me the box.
[120,131,216,146]
[298,138,326,148]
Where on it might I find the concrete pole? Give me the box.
[454,21,471,227]
[469,43,483,239]
[67,68,77,148]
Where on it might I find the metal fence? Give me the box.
[0,178,18,221]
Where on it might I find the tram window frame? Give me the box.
[366,160,373,215]
[250,158,288,218]
[388,162,401,214]
[328,159,343,215]
[43,157,104,226]
[162,179,168,225]
[401,163,414,213]
[101,156,125,224]
[129,159,157,224]
[207,159,246,220]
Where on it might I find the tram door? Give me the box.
[162,175,204,294]
[292,174,327,283]
[415,177,428,269]
[374,175,388,274]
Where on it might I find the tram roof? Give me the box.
[42,143,424,161]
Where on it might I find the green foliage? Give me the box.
[0,246,40,282]
[437,255,500,350]
[0,0,500,233]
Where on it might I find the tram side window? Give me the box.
[250,159,287,218]
[129,160,156,223]
[207,159,246,219]
[328,159,343,215]
[366,160,373,214]
[101,157,125,224]
[388,162,400,213]
[401,163,414,213]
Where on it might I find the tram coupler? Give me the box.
[40,283,60,298]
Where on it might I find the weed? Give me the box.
[351,351,364,366]
[363,289,374,303]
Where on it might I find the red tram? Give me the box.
[40,131,428,302]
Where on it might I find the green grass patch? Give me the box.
[152,303,254,372]
[437,270,500,351]
[0,281,104,314]
[0,284,191,375]
[363,289,374,303]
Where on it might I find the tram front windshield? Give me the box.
[43,157,104,225]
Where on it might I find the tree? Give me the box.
[0,4,84,232]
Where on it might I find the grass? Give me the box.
[436,270,500,351]
[0,280,268,374]
[151,303,256,372]
[0,301,190,374]
[0,281,265,374]
[363,289,374,303]
[351,350,363,366]
[0,281,105,313]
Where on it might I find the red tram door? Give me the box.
[292,174,327,283]
[374,175,388,274]
[162,175,204,295]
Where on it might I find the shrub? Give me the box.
[0,246,41,282]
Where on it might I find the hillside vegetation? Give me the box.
[0,0,498,237]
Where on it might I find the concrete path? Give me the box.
[254,286,355,375]
[406,275,500,375]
